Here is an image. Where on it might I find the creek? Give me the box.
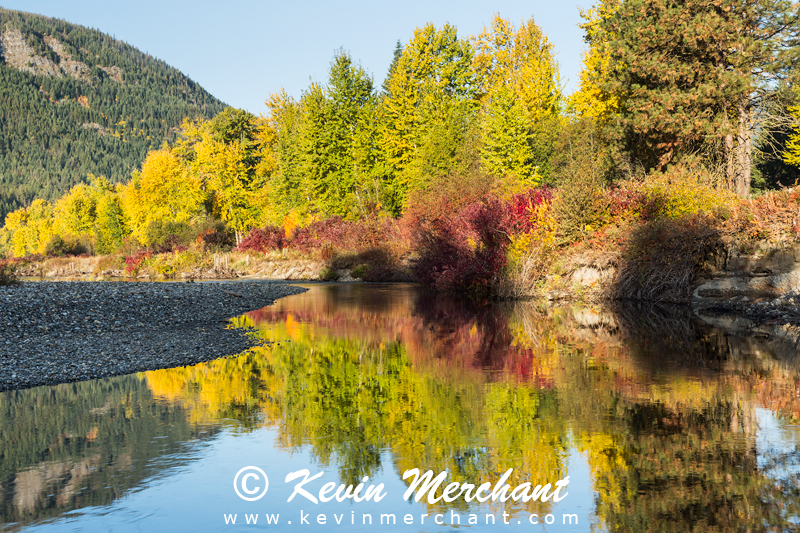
[1,283,799,531]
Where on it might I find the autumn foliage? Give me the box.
[412,188,553,296]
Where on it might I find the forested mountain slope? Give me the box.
[0,8,226,220]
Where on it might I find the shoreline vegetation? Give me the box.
[2,8,800,309]
[5,184,800,308]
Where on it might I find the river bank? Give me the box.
[12,246,800,331]
[0,280,306,392]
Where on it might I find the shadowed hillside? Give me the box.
[0,8,227,220]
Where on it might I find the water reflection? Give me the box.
[2,283,800,531]
[0,376,218,530]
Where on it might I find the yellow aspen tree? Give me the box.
[473,15,562,186]
[193,130,262,244]
[568,3,620,125]
[4,208,31,257]
[27,199,55,255]
[3,200,55,256]
[54,184,97,240]
[119,149,203,245]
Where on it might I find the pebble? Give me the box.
[0,281,306,392]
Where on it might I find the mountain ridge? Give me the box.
[0,7,228,220]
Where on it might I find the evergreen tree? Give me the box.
[596,0,800,194]
[381,40,403,97]
[0,8,226,220]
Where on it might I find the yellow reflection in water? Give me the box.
[141,286,800,529]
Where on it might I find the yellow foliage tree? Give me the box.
[568,2,620,125]
[4,199,55,256]
[473,15,562,122]
[783,101,800,168]
[192,130,263,244]
[119,149,203,245]
[53,184,97,239]
[472,15,562,185]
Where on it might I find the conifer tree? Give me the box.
[381,40,403,97]
[595,0,799,194]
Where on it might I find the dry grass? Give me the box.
[611,215,723,302]
[495,238,552,299]
[722,187,800,245]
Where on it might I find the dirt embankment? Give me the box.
[551,239,800,328]
[14,255,332,281]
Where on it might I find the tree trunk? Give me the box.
[734,98,753,196]
[723,97,753,196]
[723,97,736,190]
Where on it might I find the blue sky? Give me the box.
[0,1,590,115]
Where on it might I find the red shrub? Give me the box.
[413,198,510,297]
[237,226,285,253]
[287,216,396,253]
[124,251,151,276]
[607,185,647,219]
[287,225,317,252]
[503,187,553,235]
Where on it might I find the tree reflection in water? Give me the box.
[142,284,800,530]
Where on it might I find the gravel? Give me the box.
[0,280,307,392]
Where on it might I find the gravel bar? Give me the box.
[0,281,307,392]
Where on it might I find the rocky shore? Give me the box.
[0,280,307,392]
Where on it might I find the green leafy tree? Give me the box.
[480,86,540,184]
[381,23,479,211]
[295,51,387,219]
[260,91,304,225]
[473,16,563,188]
[91,176,126,254]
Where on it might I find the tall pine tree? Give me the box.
[596,0,799,194]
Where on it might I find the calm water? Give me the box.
[2,283,800,532]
